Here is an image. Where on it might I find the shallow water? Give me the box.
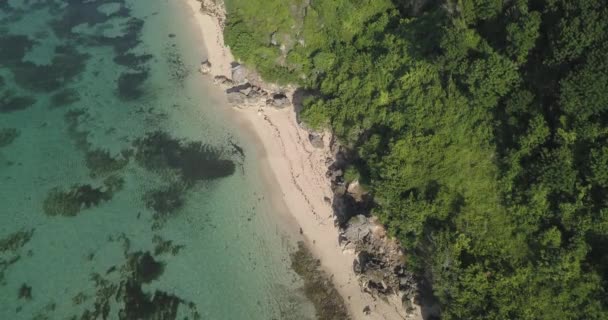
[0,0,314,319]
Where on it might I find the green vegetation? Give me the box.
[225,0,608,318]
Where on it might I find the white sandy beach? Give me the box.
[183,1,418,319]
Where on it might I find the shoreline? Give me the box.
[183,1,418,319]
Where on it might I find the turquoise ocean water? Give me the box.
[0,0,314,319]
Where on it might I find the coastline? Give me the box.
[183,1,420,319]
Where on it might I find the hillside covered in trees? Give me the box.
[223,0,608,318]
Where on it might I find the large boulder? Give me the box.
[308,132,324,149]
[341,215,373,246]
[347,180,367,202]
[231,64,249,84]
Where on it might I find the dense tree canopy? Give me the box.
[225,0,608,318]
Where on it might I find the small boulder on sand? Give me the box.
[308,133,324,149]
[199,60,211,74]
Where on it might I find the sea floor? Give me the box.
[0,0,314,319]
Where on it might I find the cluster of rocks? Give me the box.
[202,60,292,109]
[326,142,425,317]
[197,0,227,28]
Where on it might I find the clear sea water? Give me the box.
[0,0,314,319]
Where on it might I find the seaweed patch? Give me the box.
[87,17,145,57]
[0,229,35,286]
[0,229,34,253]
[0,128,20,147]
[126,251,164,284]
[73,249,200,320]
[152,235,185,256]
[0,92,37,113]
[113,53,153,68]
[50,88,80,108]
[290,242,351,320]
[85,149,130,178]
[117,69,149,100]
[49,0,119,39]
[133,131,235,184]
[43,177,124,217]
[144,183,186,218]
[0,34,35,62]
[11,45,90,92]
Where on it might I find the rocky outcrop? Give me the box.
[211,63,293,108]
[326,140,431,318]
[340,215,420,315]
[197,0,227,27]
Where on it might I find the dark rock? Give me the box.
[18,283,32,300]
[213,75,233,86]
[226,83,251,95]
[269,93,289,108]
[363,305,371,315]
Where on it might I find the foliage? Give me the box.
[227,0,608,318]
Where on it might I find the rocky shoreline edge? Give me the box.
[193,0,432,318]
